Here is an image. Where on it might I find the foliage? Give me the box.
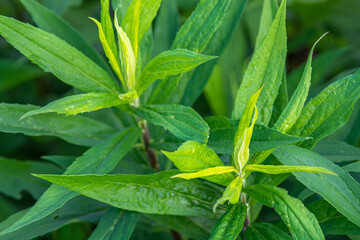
[0,0,359,239]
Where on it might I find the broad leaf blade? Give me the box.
[88,208,138,240]
[0,128,141,236]
[34,171,226,217]
[232,0,287,126]
[209,203,247,240]
[0,16,121,93]
[274,145,360,227]
[133,104,210,144]
[20,92,136,118]
[244,184,325,240]
[0,157,62,200]
[313,140,360,163]
[246,222,292,240]
[0,103,115,146]
[136,49,216,95]
[162,141,234,186]
[21,0,109,71]
[254,0,278,49]
[289,69,360,148]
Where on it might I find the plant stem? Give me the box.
[170,230,182,240]
[140,120,160,171]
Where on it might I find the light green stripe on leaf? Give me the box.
[172,166,237,180]
[244,164,336,175]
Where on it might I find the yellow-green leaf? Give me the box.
[172,166,237,180]
[244,164,336,175]
[214,176,243,212]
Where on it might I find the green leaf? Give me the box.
[244,164,336,175]
[41,155,74,169]
[42,0,82,15]
[308,199,360,236]
[34,170,227,217]
[20,92,137,119]
[136,49,216,95]
[0,16,121,94]
[180,0,248,106]
[88,208,138,240]
[313,140,360,163]
[0,128,141,236]
[254,0,278,50]
[132,104,210,144]
[244,184,325,240]
[206,116,310,155]
[0,157,62,200]
[90,18,124,86]
[209,203,247,240]
[121,0,161,48]
[0,197,106,240]
[148,0,231,104]
[343,161,360,172]
[274,145,360,227]
[100,0,118,57]
[274,34,326,133]
[245,222,292,240]
[289,69,360,148]
[214,176,243,212]
[172,166,237,180]
[20,0,109,71]
[162,141,234,186]
[115,14,136,90]
[233,0,287,126]
[0,103,116,146]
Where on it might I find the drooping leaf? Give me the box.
[245,222,292,240]
[206,116,310,155]
[132,104,210,144]
[0,157,62,200]
[289,69,360,148]
[274,145,360,227]
[162,141,234,186]
[209,203,247,240]
[0,197,106,240]
[20,0,109,71]
[136,49,216,95]
[20,92,137,119]
[244,164,335,175]
[0,103,116,146]
[233,0,287,126]
[88,208,139,240]
[172,166,237,180]
[0,16,121,93]
[244,184,325,240]
[148,0,231,104]
[214,176,243,212]
[0,128,141,236]
[34,171,227,217]
[313,140,360,163]
[274,34,326,133]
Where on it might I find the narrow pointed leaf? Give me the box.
[34,171,227,217]
[173,166,237,180]
[246,222,292,240]
[244,164,335,175]
[274,34,326,133]
[162,141,234,186]
[0,128,141,236]
[244,184,325,240]
[209,203,247,240]
[274,145,360,226]
[0,16,121,93]
[289,69,360,148]
[20,0,109,71]
[254,0,278,49]
[100,0,118,56]
[115,15,136,90]
[132,104,210,144]
[0,103,115,146]
[88,208,138,240]
[343,161,360,172]
[233,0,287,126]
[20,92,137,119]
[136,49,216,95]
[214,176,243,212]
[313,140,360,163]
